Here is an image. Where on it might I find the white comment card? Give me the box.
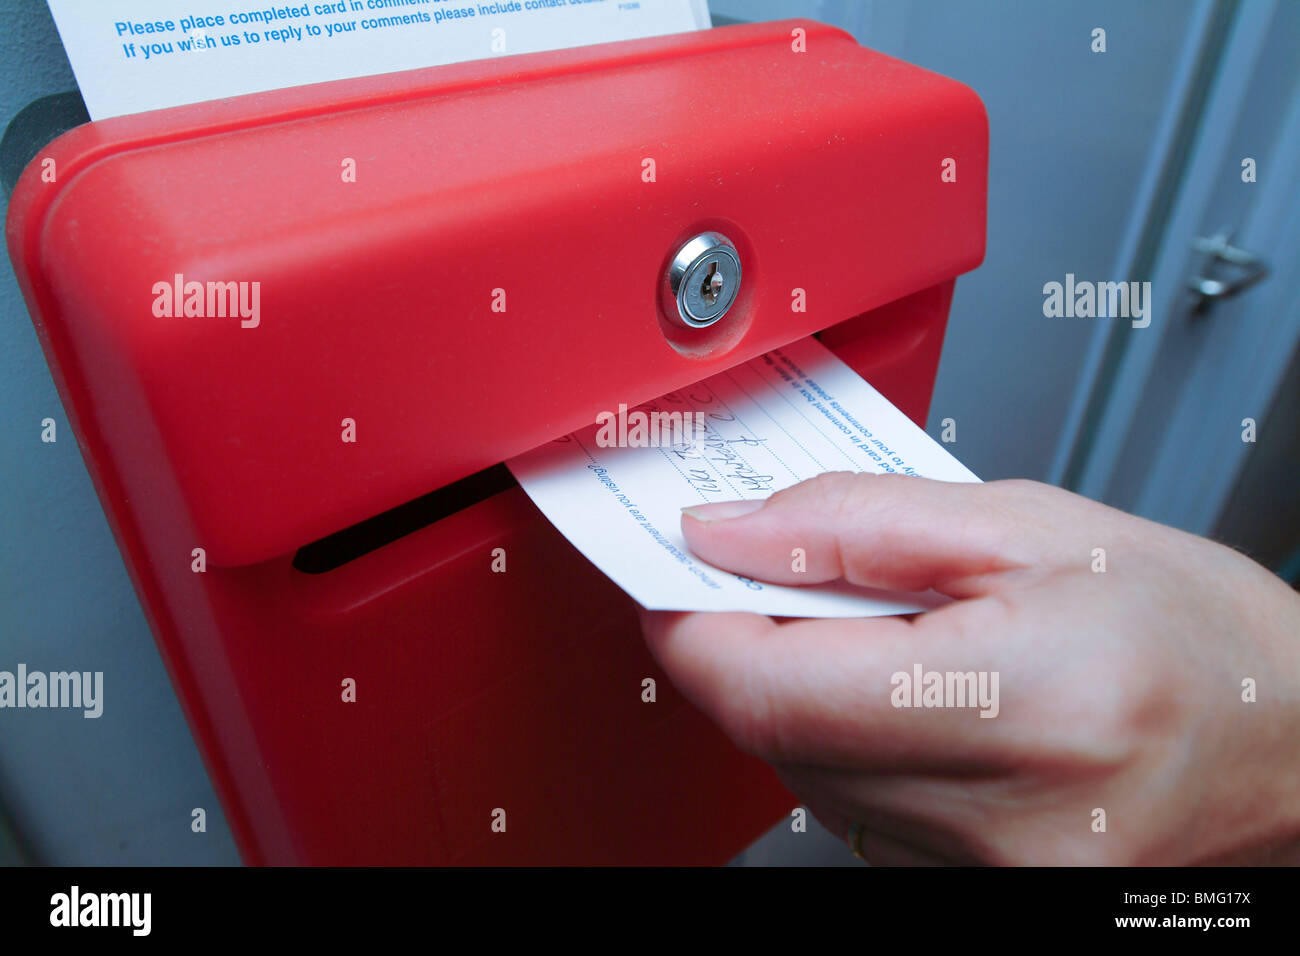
[508,337,982,619]
[46,0,710,120]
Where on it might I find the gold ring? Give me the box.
[846,822,866,861]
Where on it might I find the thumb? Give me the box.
[681,472,1104,598]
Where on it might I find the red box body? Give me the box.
[7,20,986,864]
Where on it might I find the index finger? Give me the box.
[639,602,1017,771]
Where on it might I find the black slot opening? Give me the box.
[292,463,518,574]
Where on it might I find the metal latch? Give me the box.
[1189,231,1268,313]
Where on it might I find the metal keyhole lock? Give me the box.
[663,232,742,329]
[700,262,724,304]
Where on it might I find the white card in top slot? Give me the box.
[45,0,710,120]
[508,336,980,619]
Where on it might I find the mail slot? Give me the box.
[6,19,986,864]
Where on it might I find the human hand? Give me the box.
[640,473,1300,864]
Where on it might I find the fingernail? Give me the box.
[681,499,766,522]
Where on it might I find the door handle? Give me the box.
[1189,232,1268,312]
